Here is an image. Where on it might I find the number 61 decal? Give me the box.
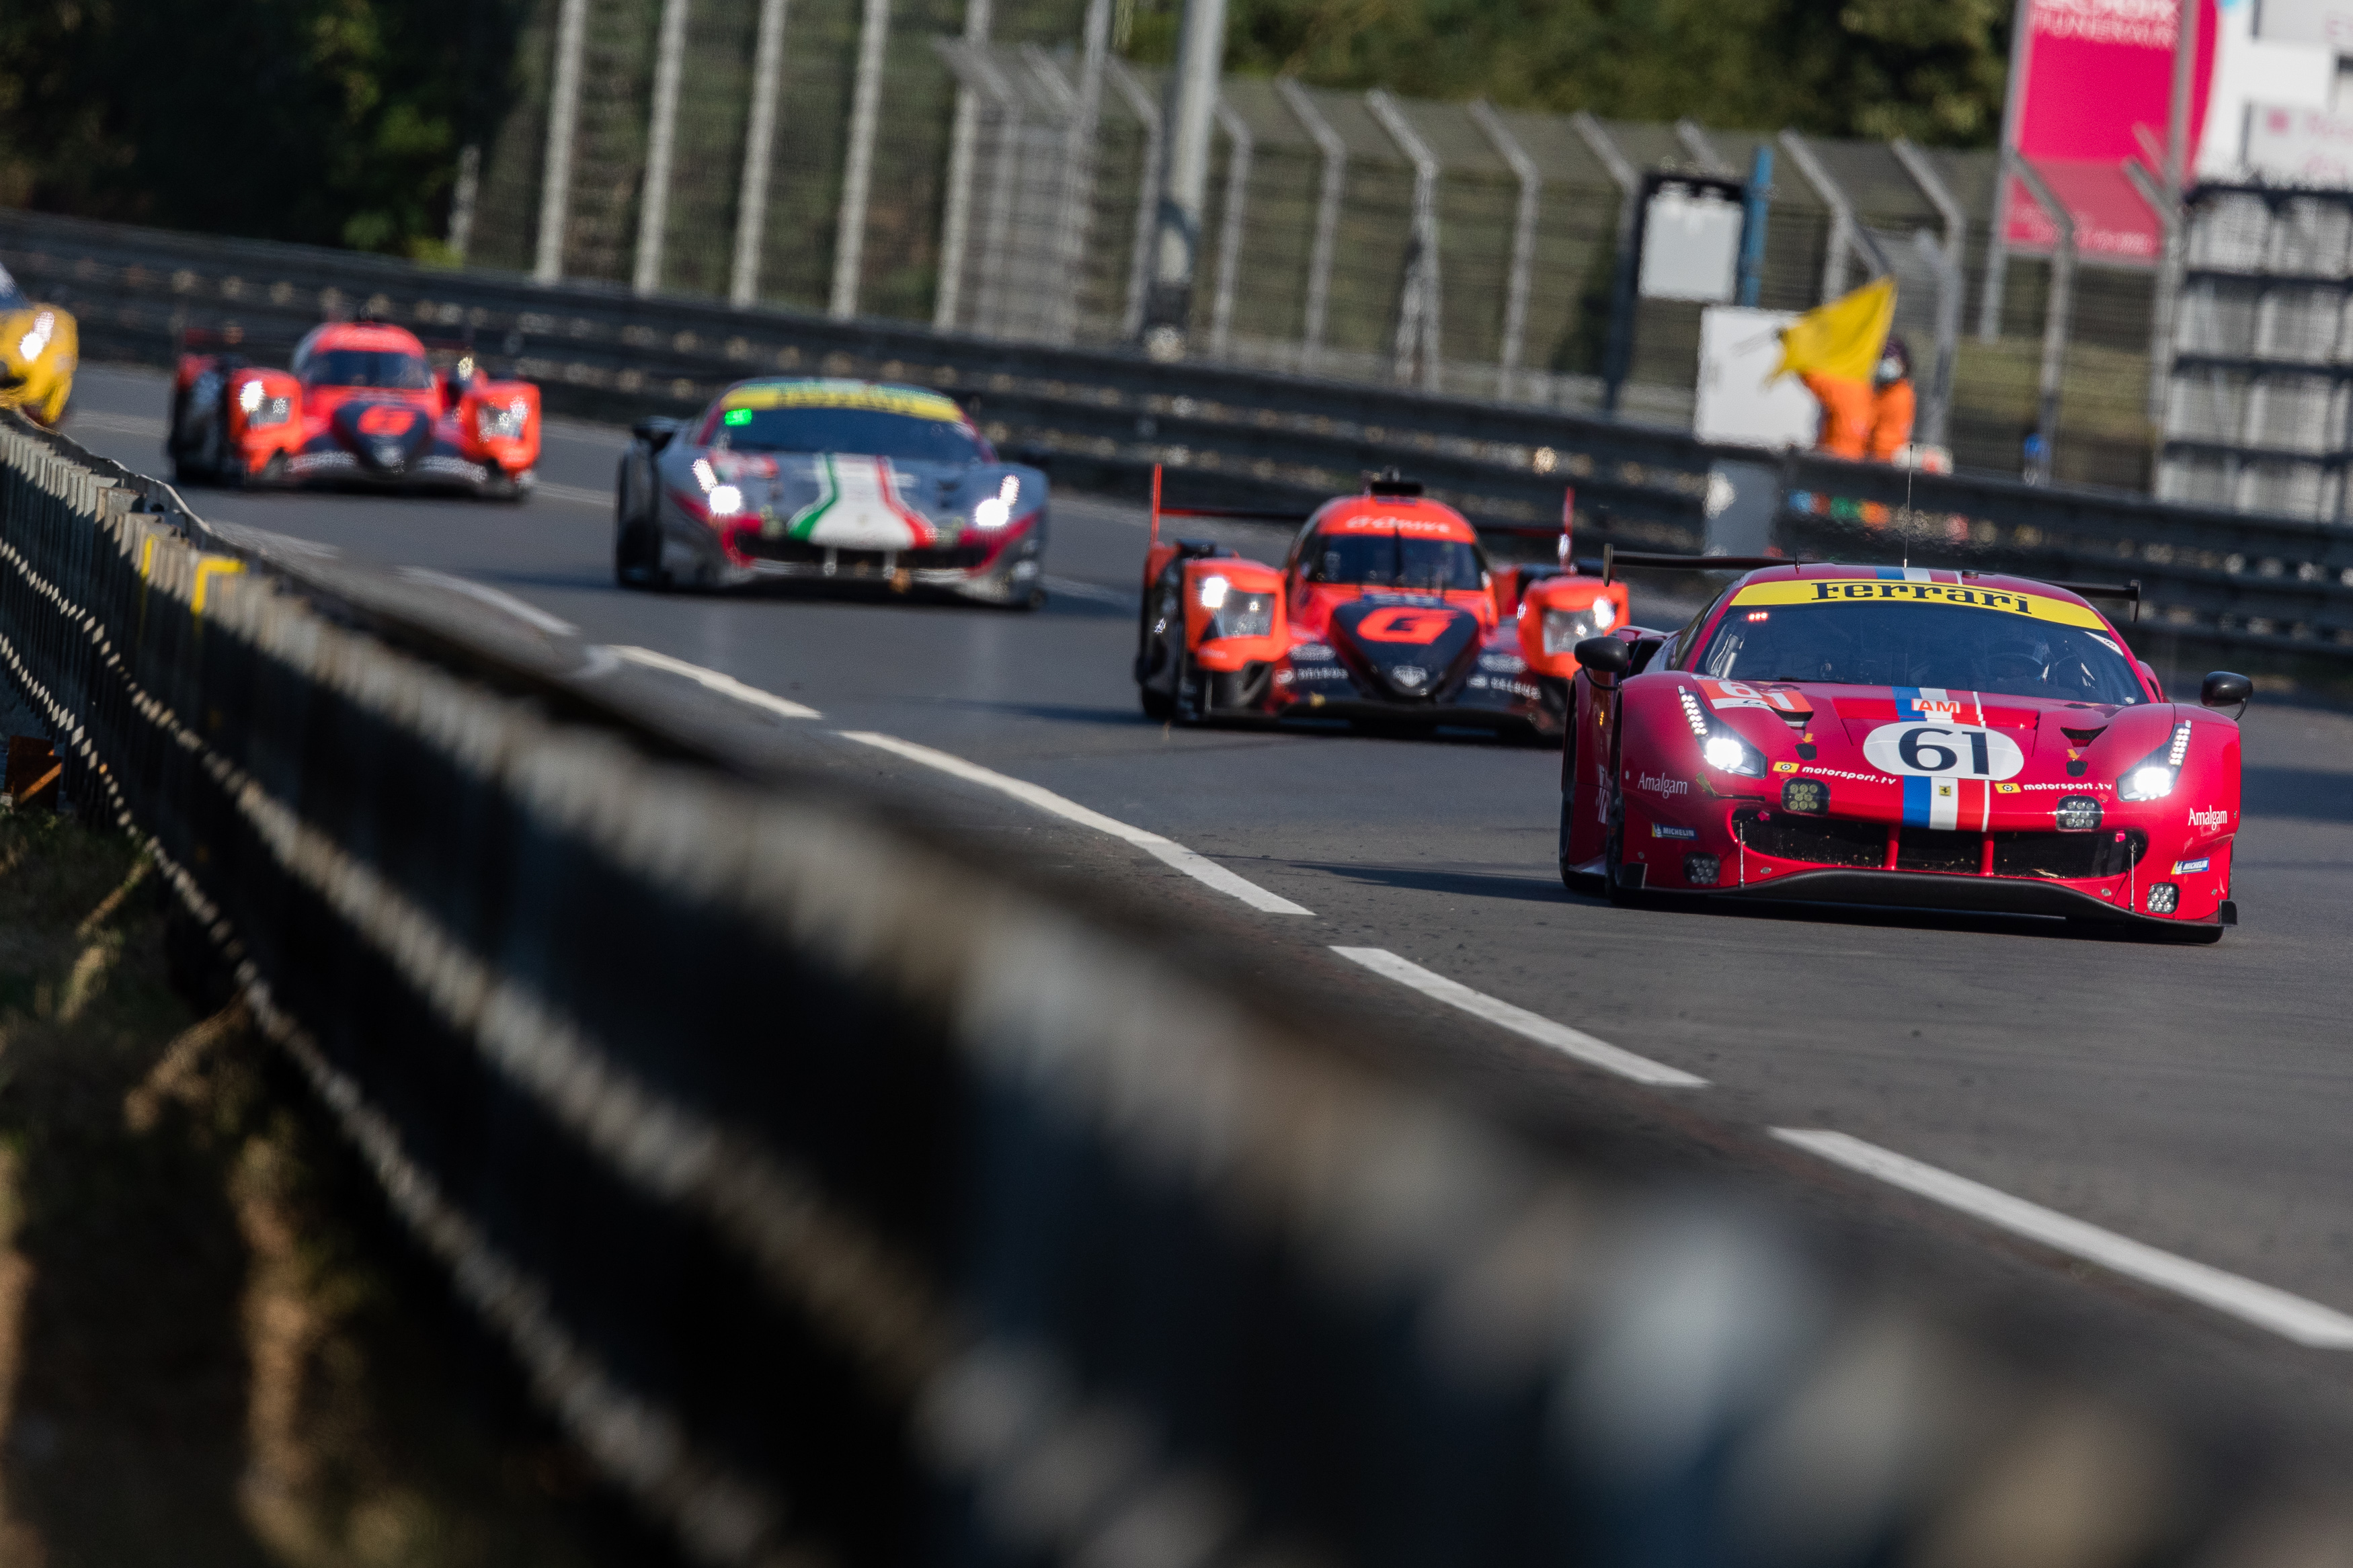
[1862,722,2026,780]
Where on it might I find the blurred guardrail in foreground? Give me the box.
[7,416,2353,1563]
[7,202,2353,694]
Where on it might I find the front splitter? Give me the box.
[1703,866,2227,930]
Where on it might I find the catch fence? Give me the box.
[466,0,2173,490]
[3,404,2352,1568]
[9,206,2353,694]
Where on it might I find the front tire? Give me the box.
[614,519,668,591]
[1601,802,1642,907]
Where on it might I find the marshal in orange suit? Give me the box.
[1801,336,1915,462]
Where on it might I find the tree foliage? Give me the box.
[1133,0,2010,146]
[0,0,529,257]
[0,0,2006,263]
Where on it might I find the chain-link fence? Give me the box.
[463,0,2178,494]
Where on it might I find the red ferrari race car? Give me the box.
[1560,557,2250,938]
[166,320,541,499]
[1133,471,1629,739]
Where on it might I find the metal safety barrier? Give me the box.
[7,206,2353,692]
[3,407,2351,1563]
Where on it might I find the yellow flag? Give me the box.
[1774,276,1896,383]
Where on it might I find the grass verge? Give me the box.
[0,811,640,1568]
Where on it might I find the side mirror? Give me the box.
[2200,670,2251,712]
[1575,636,1633,678]
[633,415,686,454]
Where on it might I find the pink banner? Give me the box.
[2002,0,2219,262]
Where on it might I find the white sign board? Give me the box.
[1693,307,1820,450]
[1638,188,1743,304]
[2202,0,2336,177]
[2252,0,2353,47]
[2245,104,2353,186]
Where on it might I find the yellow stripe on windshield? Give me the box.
[1730,577,2108,629]
[720,381,963,421]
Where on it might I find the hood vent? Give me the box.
[2060,726,2106,745]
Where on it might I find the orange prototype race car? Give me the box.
[166,320,541,499]
[1133,469,1628,739]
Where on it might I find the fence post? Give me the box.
[448,145,481,263]
[2129,159,2184,427]
[1779,130,1865,302]
[1980,0,2036,341]
[633,0,692,296]
[1142,0,1230,354]
[532,0,591,284]
[1735,144,1772,308]
[731,0,792,308]
[1108,58,1162,341]
[2009,153,2076,486]
[1366,90,1441,392]
[932,0,995,327]
[1891,136,1966,451]
[1209,97,1253,359]
[1675,118,1732,175]
[1279,79,1346,376]
[971,51,1023,337]
[1572,112,1639,415]
[1469,101,1539,403]
[1052,0,1111,344]
[830,0,893,319]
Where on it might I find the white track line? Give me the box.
[1041,575,1139,608]
[1773,1129,2353,1348]
[838,731,1312,915]
[532,480,610,509]
[397,568,577,636]
[1330,948,1706,1087]
[66,410,168,439]
[608,646,822,720]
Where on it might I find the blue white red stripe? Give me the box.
[1892,687,1992,834]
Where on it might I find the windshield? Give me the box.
[1695,599,2145,704]
[1306,533,1484,592]
[298,349,433,390]
[709,407,987,464]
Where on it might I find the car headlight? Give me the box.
[477,397,530,440]
[1197,575,1273,639]
[1542,606,1601,655]
[236,382,292,428]
[1208,595,1274,641]
[709,484,744,517]
[2117,720,2193,801]
[15,311,54,363]
[1681,686,1767,777]
[973,474,1019,529]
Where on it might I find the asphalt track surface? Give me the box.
[58,364,2353,1421]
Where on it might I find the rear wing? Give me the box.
[1147,465,1583,559]
[1599,547,1797,584]
[1146,464,1310,549]
[2046,579,2142,623]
